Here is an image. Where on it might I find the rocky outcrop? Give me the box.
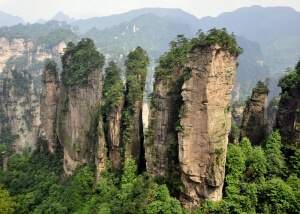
[179,45,237,209]
[57,67,104,174]
[146,44,238,210]
[276,88,300,149]
[145,69,182,176]
[40,62,59,153]
[0,70,40,153]
[240,82,269,145]
[0,37,33,73]
[106,100,124,169]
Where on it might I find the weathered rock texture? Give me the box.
[146,45,237,210]
[0,36,67,152]
[57,68,105,174]
[179,46,237,209]
[276,89,300,149]
[0,70,40,153]
[124,100,144,168]
[145,70,183,176]
[240,86,268,145]
[106,100,124,169]
[2,151,8,171]
[40,67,59,153]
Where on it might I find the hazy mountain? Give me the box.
[72,8,200,33]
[0,11,25,27]
[51,11,76,23]
[198,5,300,46]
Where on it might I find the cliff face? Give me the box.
[0,37,33,73]
[179,46,237,209]
[57,67,104,174]
[0,70,40,153]
[106,101,124,169]
[240,84,268,145]
[145,70,182,176]
[276,88,300,148]
[40,65,59,153]
[146,44,237,210]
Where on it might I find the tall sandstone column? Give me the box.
[40,61,59,153]
[178,45,237,209]
[146,43,237,210]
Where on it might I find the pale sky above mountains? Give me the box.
[1,0,300,23]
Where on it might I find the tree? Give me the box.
[265,130,286,179]
[0,185,18,214]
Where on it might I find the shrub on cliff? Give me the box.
[61,38,105,85]
[278,59,300,88]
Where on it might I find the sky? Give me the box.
[1,0,300,23]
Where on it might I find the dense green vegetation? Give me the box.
[278,59,300,88]
[0,21,77,43]
[0,137,186,213]
[61,38,105,85]
[122,46,149,146]
[194,131,300,214]
[154,28,242,82]
[102,61,124,115]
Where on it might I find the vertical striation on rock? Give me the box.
[102,61,125,170]
[57,67,104,174]
[42,38,107,176]
[146,30,241,210]
[179,45,237,209]
[40,60,59,153]
[276,88,300,149]
[240,81,269,145]
[122,46,149,170]
[0,69,40,153]
[145,69,183,176]
[276,60,300,149]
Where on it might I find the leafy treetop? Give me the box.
[278,59,300,88]
[155,28,242,81]
[61,38,105,85]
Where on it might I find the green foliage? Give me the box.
[195,133,300,213]
[10,69,31,97]
[278,59,300,88]
[154,29,241,82]
[37,29,78,49]
[121,46,149,147]
[0,184,19,214]
[265,130,286,179]
[61,38,105,85]
[252,80,270,94]
[125,46,149,105]
[191,28,243,56]
[102,61,124,115]
[154,35,191,81]
[290,150,300,176]
[44,59,58,73]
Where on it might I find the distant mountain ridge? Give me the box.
[198,5,300,46]
[51,11,75,24]
[72,8,200,33]
[0,11,25,27]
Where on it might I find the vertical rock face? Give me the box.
[145,70,182,176]
[240,83,268,145]
[179,46,237,209]
[146,42,238,210]
[57,68,104,174]
[276,88,300,148]
[2,151,8,171]
[106,101,124,169]
[40,65,59,153]
[0,70,40,153]
[125,100,144,165]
